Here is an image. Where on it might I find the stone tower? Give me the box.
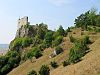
[18,16,29,29]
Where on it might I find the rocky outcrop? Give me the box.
[16,25,37,38]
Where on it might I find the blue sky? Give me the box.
[0,0,100,44]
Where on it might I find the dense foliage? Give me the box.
[69,36,89,63]
[26,47,42,60]
[10,37,33,51]
[75,8,100,30]
[0,51,21,75]
[44,31,53,48]
[52,36,63,47]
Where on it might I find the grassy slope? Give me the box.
[51,35,100,75]
[8,28,100,75]
[8,37,73,75]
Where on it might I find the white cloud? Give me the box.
[48,0,74,6]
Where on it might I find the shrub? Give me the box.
[39,65,50,75]
[22,37,33,47]
[0,51,21,75]
[95,28,100,32]
[0,56,8,69]
[26,47,42,60]
[10,37,33,51]
[0,64,11,75]
[62,60,70,67]
[10,38,22,51]
[52,36,63,47]
[69,35,76,43]
[44,31,53,48]
[6,51,21,67]
[55,46,63,55]
[33,48,42,59]
[28,70,37,75]
[67,27,71,32]
[50,61,58,68]
[57,25,65,36]
[83,36,90,44]
[69,47,81,63]
[69,39,89,63]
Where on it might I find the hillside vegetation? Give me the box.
[0,8,100,75]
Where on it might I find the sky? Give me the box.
[0,0,100,44]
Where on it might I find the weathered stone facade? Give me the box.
[18,16,29,29]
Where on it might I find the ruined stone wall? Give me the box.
[18,16,29,29]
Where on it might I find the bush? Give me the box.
[33,48,42,59]
[22,37,33,47]
[0,64,11,75]
[26,47,42,60]
[10,38,22,51]
[83,36,90,44]
[62,60,70,67]
[0,51,21,75]
[10,37,33,51]
[55,46,63,55]
[69,47,81,63]
[50,61,58,68]
[57,25,65,36]
[0,56,8,69]
[69,39,89,63]
[52,36,63,47]
[39,65,50,75]
[67,27,71,32]
[28,70,37,75]
[6,51,21,68]
[69,35,76,43]
[44,31,53,48]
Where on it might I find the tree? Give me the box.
[0,56,8,69]
[69,39,89,63]
[10,38,22,51]
[74,8,98,30]
[88,8,97,26]
[22,37,33,47]
[69,46,81,63]
[44,31,53,48]
[0,64,11,75]
[33,48,42,59]
[0,51,21,75]
[74,11,90,30]
[96,15,100,27]
[52,36,63,47]
[37,23,48,39]
[26,47,42,60]
[39,65,50,75]
[57,25,65,36]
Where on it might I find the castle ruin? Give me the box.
[18,16,29,29]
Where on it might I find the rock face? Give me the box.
[16,25,37,38]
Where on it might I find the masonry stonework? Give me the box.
[18,16,29,29]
